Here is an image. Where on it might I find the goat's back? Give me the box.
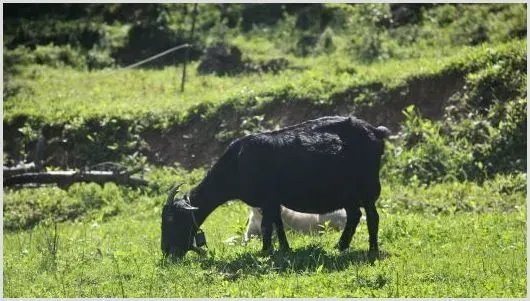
[229,116,387,213]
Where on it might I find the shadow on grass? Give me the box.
[197,245,389,279]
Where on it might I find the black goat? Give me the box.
[161,116,390,258]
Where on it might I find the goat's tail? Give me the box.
[374,126,391,139]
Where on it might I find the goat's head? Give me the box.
[161,184,202,259]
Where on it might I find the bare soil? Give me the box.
[141,71,464,169]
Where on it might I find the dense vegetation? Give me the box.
[3,3,527,297]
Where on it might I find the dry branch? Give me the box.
[3,170,148,189]
[3,162,37,178]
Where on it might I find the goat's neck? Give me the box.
[187,153,238,226]
[188,183,233,227]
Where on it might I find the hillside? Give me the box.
[2,3,527,298]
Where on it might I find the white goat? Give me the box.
[244,206,348,241]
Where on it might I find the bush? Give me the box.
[313,27,336,55]
[240,4,287,31]
[86,48,115,70]
[422,4,527,47]
[384,95,526,185]
[4,18,102,50]
[383,106,482,184]
[346,4,396,62]
[462,59,526,111]
[4,44,88,70]
[382,39,526,185]
[485,98,527,174]
[3,182,128,230]
[350,28,397,62]
[33,44,87,69]
[4,46,35,74]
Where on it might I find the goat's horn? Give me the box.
[166,183,183,203]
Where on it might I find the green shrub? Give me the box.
[383,106,482,184]
[450,5,490,46]
[86,48,115,70]
[384,94,526,185]
[4,18,102,50]
[463,60,525,110]
[4,46,35,73]
[33,44,87,69]
[423,4,527,47]
[381,37,526,185]
[2,182,137,231]
[313,27,336,55]
[347,4,394,62]
[4,44,88,70]
[485,98,527,174]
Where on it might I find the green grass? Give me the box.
[3,4,526,297]
[3,170,527,297]
[3,39,525,173]
[4,39,525,126]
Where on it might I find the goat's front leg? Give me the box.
[336,207,362,251]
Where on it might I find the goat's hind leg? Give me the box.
[336,207,362,251]
[260,206,275,252]
[273,210,290,251]
[260,205,290,252]
[365,202,380,260]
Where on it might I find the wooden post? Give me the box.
[35,132,45,171]
[180,3,199,92]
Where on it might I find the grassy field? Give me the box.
[3,169,527,297]
[3,3,527,298]
[4,39,525,125]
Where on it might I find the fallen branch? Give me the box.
[3,162,37,178]
[3,170,148,189]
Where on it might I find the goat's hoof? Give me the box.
[260,248,273,256]
[279,246,292,253]
[368,249,380,263]
[334,243,348,252]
